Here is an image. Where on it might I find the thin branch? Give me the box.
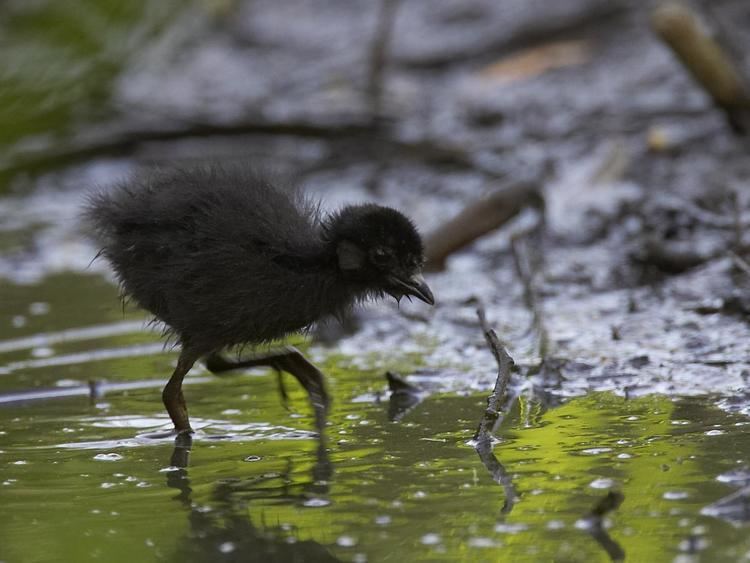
[473,307,518,514]
[474,307,515,441]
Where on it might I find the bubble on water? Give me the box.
[589,478,615,489]
[12,315,27,328]
[221,409,241,415]
[31,346,54,358]
[244,455,262,462]
[705,430,724,436]
[29,302,50,315]
[617,453,633,459]
[100,483,117,489]
[158,466,180,473]
[302,498,331,507]
[663,491,689,500]
[218,542,235,554]
[375,515,391,525]
[494,523,528,534]
[337,535,357,547]
[421,533,441,545]
[547,520,565,530]
[468,537,497,548]
[12,460,28,465]
[581,448,612,455]
[93,453,123,462]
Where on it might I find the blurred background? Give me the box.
[2,1,750,562]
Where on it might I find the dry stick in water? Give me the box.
[474,307,518,513]
[424,180,541,272]
[652,2,750,133]
[474,307,515,441]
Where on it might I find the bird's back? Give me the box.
[86,165,334,353]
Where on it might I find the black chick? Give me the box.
[85,165,434,434]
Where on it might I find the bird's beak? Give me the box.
[388,273,435,306]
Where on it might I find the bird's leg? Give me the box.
[163,349,198,434]
[204,346,329,433]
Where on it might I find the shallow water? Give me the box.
[3,1,750,561]
[1,274,750,562]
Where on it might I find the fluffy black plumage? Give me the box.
[84,164,433,433]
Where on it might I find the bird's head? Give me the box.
[324,204,435,306]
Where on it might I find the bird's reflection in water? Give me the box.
[166,433,340,562]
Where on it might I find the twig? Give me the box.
[474,307,515,441]
[652,2,750,133]
[424,180,542,271]
[473,307,518,513]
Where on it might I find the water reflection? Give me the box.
[166,433,338,562]
[581,491,626,563]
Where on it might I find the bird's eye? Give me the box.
[371,247,390,266]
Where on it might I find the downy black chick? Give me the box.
[85,165,434,434]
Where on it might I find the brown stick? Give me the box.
[424,180,542,271]
[652,2,750,133]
